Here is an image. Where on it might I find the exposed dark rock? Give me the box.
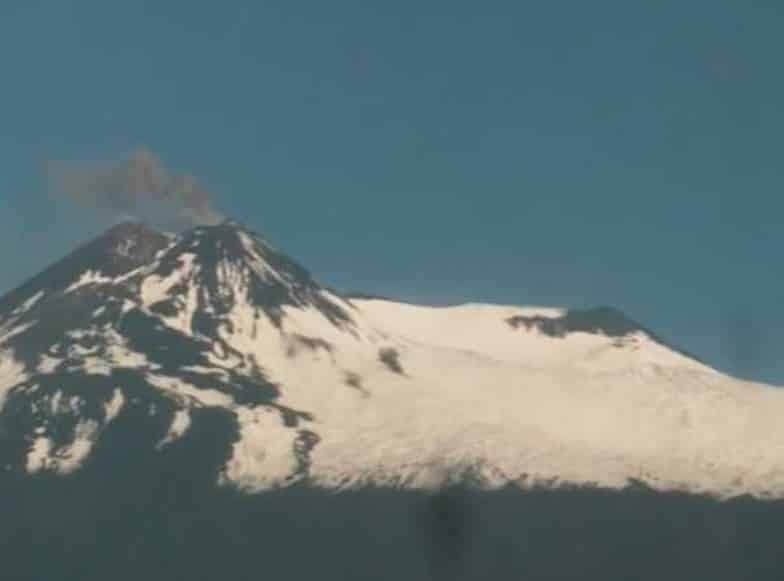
[379,347,404,374]
[344,371,363,389]
[285,334,334,358]
[0,222,169,320]
[343,371,369,397]
[507,306,644,338]
[292,429,320,479]
[506,306,705,363]
[149,221,354,331]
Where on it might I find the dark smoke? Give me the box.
[45,147,224,229]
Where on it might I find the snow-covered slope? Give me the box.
[1,219,783,499]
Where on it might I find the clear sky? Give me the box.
[1,0,782,382]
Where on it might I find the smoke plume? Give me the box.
[46,147,224,228]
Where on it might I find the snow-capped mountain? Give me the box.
[1,219,783,499]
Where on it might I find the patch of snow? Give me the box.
[50,390,63,414]
[64,270,114,293]
[114,238,136,258]
[68,396,82,414]
[140,253,201,335]
[55,419,100,474]
[157,408,192,448]
[0,350,29,410]
[181,365,231,380]
[145,373,233,407]
[114,265,146,284]
[37,355,62,374]
[26,420,99,474]
[141,253,197,306]
[80,357,112,376]
[26,437,53,473]
[104,388,125,422]
[103,330,158,369]
[237,232,287,285]
[0,320,37,346]
[320,289,356,315]
[26,418,101,475]
[11,290,45,315]
[223,407,302,491]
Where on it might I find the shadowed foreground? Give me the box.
[2,471,784,580]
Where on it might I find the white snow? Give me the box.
[140,253,200,334]
[11,291,45,315]
[201,296,784,498]
[0,350,29,410]
[55,419,100,474]
[140,253,197,306]
[157,408,192,448]
[353,299,706,372]
[66,329,89,340]
[80,357,113,376]
[0,320,36,346]
[145,373,233,408]
[104,388,125,422]
[25,419,99,474]
[26,437,53,473]
[50,390,63,414]
[64,270,114,293]
[37,355,62,374]
[103,330,159,369]
[237,232,288,285]
[223,407,302,491]
[68,395,82,414]
[114,238,136,258]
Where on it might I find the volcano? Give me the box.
[2,220,784,580]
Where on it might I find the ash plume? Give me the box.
[46,147,224,228]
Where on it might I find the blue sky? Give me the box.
[1,0,783,382]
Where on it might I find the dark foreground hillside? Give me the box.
[3,464,784,579]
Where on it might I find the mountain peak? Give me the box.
[139,218,354,330]
[103,220,159,237]
[0,221,171,316]
[98,220,171,259]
